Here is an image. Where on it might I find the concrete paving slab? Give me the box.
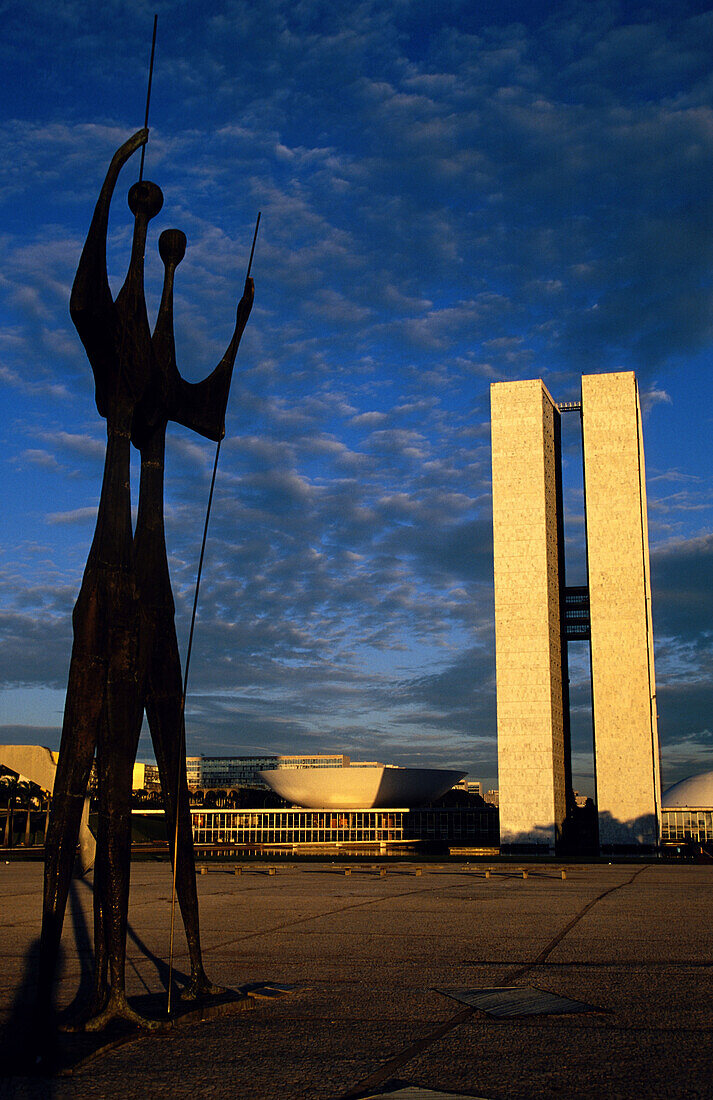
[362,1089,490,1099]
[1,861,711,1099]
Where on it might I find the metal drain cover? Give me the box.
[243,981,300,999]
[437,985,599,1017]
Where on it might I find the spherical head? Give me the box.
[127,180,164,220]
[159,229,187,267]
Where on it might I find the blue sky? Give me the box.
[2,0,713,796]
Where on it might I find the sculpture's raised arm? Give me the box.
[172,276,254,441]
[70,128,148,417]
[139,227,255,444]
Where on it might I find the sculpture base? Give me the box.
[33,989,254,1077]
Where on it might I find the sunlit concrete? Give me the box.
[259,765,466,809]
[581,372,661,849]
[2,860,711,1099]
[491,372,661,854]
[491,380,568,853]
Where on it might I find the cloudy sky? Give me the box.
[2,0,713,796]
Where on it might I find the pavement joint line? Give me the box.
[459,958,713,968]
[200,880,481,955]
[505,864,648,983]
[476,1017,713,1036]
[103,878,482,967]
[336,865,649,1100]
[74,870,590,967]
[101,874,506,969]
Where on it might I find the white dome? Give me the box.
[662,771,713,809]
[258,765,466,809]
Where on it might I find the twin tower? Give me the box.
[491,372,661,854]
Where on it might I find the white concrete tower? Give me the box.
[491,379,569,852]
[581,371,661,849]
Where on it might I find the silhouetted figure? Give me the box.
[131,227,253,1002]
[39,129,160,1034]
[38,130,254,1034]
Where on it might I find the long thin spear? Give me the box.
[166,212,261,1016]
[138,14,158,182]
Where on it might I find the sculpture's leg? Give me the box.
[92,856,108,1006]
[37,595,105,1028]
[39,411,136,1032]
[146,623,222,1000]
[59,810,109,1032]
[83,601,159,1032]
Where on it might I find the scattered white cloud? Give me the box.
[1,0,712,788]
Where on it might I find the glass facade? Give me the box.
[192,808,406,846]
[185,756,202,786]
[274,756,352,769]
[661,809,713,844]
[192,754,351,789]
[405,809,498,844]
[188,806,499,850]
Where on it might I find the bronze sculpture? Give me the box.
[38,129,254,1031]
[131,226,253,1013]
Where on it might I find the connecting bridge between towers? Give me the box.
[564,586,591,641]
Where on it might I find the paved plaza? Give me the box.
[1,860,712,1099]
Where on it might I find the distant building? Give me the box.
[485,789,499,808]
[187,805,499,854]
[454,778,482,797]
[186,756,202,788]
[132,762,160,792]
[189,753,351,790]
[661,771,713,849]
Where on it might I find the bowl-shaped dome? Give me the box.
[258,765,466,809]
[662,770,713,809]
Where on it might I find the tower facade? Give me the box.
[581,373,661,848]
[491,371,660,853]
[491,380,570,852]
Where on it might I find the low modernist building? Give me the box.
[133,762,489,854]
[258,764,466,809]
[660,771,713,849]
[187,805,499,854]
